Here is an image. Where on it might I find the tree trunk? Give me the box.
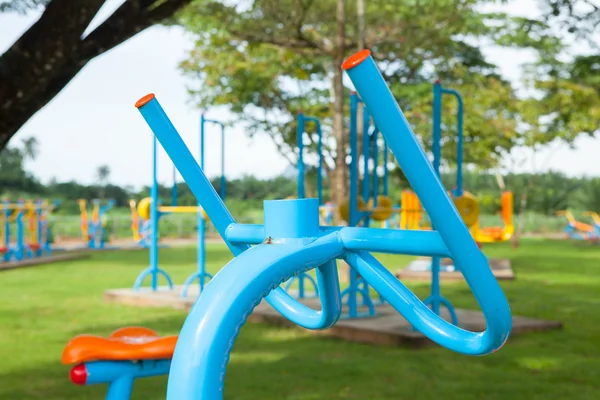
[512,175,535,249]
[331,0,348,210]
[0,0,192,149]
[357,0,366,51]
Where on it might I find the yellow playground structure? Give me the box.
[129,197,208,247]
[399,189,514,243]
[452,191,514,243]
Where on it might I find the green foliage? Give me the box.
[178,0,530,177]
[0,136,43,194]
[0,0,49,13]
[526,55,600,142]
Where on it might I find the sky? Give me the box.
[1,0,600,190]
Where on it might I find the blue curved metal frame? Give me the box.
[133,51,511,399]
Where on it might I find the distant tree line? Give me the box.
[1,138,598,216]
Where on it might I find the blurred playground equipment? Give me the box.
[557,210,599,241]
[338,96,395,227]
[62,327,176,399]
[432,81,514,244]
[0,199,58,262]
[132,113,224,298]
[399,190,429,229]
[79,199,115,249]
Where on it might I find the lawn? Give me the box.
[0,239,599,399]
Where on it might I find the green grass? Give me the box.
[1,239,599,399]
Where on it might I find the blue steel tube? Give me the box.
[316,121,323,205]
[441,87,464,196]
[136,96,245,255]
[171,166,178,206]
[342,51,511,346]
[348,93,360,318]
[430,81,443,314]
[198,114,207,291]
[362,105,370,206]
[220,123,226,201]
[349,94,359,227]
[383,139,389,196]
[150,135,159,290]
[304,117,324,205]
[136,95,341,325]
[372,128,379,206]
[296,113,305,198]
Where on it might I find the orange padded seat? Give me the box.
[62,326,178,365]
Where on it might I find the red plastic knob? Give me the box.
[70,363,88,385]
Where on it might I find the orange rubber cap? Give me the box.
[135,93,155,108]
[342,50,371,70]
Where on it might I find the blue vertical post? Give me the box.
[348,93,360,318]
[440,87,464,196]
[150,136,159,290]
[296,113,305,198]
[220,123,226,201]
[15,200,24,261]
[430,81,443,316]
[372,128,379,207]
[383,139,389,196]
[315,121,323,205]
[171,166,178,206]
[36,200,43,256]
[455,94,464,196]
[198,114,207,291]
[361,105,370,210]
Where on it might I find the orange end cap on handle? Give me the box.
[135,93,155,108]
[342,49,371,70]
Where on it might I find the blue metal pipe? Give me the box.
[372,128,379,206]
[362,105,370,206]
[137,98,244,255]
[304,116,324,205]
[136,95,341,324]
[441,87,464,196]
[339,227,450,257]
[171,166,178,206]
[349,93,360,227]
[225,223,265,244]
[383,139,389,196]
[150,135,159,290]
[296,113,305,198]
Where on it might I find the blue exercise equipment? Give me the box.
[127,50,511,399]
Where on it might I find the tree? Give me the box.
[21,136,38,160]
[0,0,194,150]
[178,0,528,206]
[0,136,43,193]
[96,164,111,198]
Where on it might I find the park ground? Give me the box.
[0,239,599,399]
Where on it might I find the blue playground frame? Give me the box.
[129,50,511,399]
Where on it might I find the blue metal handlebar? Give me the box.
[342,50,511,346]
